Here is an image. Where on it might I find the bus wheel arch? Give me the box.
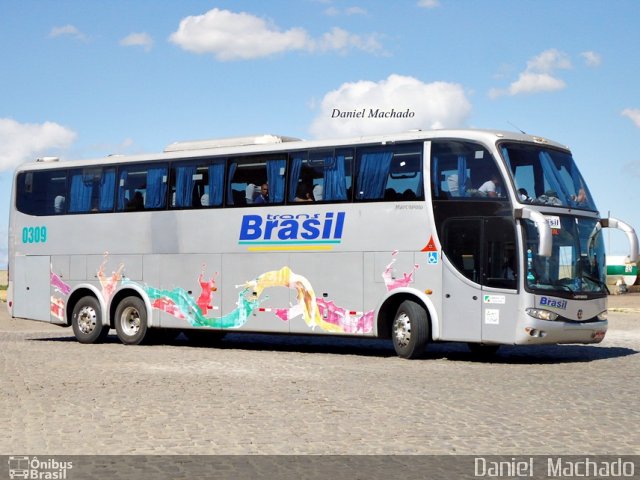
[68,291,109,344]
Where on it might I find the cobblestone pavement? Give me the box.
[0,297,638,455]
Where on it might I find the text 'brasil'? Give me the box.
[239,211,346,251]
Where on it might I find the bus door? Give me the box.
[12,255,51,322]
[440,217,518,343]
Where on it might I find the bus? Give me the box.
[6,129,639,358]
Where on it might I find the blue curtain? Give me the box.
[431,156,440,196]
[539,151,570,203]
[457,155,468,196]
[175,165,196,207]
[356,151,392,200]
[145,168,167,208]
[226,162,237,204]
[266,159,286,203]
[117,170,128,210]
[208,161,225,206]
[323,154,347,201]
[287,156,303,202]
[69,173,92,212]
[99,169,115,211]
[416,169,424,199]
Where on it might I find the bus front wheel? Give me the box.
[392,300,429,359]
[115,296,148,345]
[71,296,109,344]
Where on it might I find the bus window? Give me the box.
[68,167,116,213]
[288,149,352,203]
[170,159,225,209]
[227,155,286,206]
[431,141,505,200]
[355,143,423,201]
[16,170,68,216]
[117,163,169,211]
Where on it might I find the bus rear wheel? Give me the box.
[72,296,109,344]
[392,300,429,359]
[115,296,148,345]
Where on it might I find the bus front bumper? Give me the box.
[514,318,608,345]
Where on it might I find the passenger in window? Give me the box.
[126,191,144,210]
[402,189,417,200]
[518,188,531,202]
[571,188,588,205]
[54,195,65,213]
[478,174,502,197]
[312,184,323,201]
[294,183,314,202]
[254,183,269,204]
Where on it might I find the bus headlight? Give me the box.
[597,310,608,321]
[526,308,559,321]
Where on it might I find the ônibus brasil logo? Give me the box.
[8,456,73,479]
[239,211,346,251]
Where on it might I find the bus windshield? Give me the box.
[501,142,597,211]
[523,216,607,295]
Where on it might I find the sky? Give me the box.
[1,0,639,268]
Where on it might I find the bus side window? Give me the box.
[117,164,168,211]
[289,149,352,203]
[16,171,68,216]
[355,144,423,202]
[227,155,286,206]
[68,167,116,213]
[170,160,223,209]
[431,141,504,200]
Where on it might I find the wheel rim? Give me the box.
[393,312,411,348]
[120,306,141,337]
[77,306,97,335]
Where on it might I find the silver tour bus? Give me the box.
[7,130,638,358]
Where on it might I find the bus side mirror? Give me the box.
[600,217,639,264]
[514,208,552,257]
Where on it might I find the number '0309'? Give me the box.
[22,226,47,243]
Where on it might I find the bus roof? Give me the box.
[15,128,571,172]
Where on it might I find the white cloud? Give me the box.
[526,49,572,72]
[622,108,640,128]
[490,48,572,97]
[310,74,471,139]
[0,118,77,172]
[169,8,383,60]
[325,6,368,16]
[417,0,440,8]
[49,24,88,41]
[317,27,382,54]
[120,32,154,52]
[581,51,602,67]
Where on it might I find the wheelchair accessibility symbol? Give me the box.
[427,251,439,265]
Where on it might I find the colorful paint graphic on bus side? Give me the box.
[48,251,419,335]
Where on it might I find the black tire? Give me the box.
[71,296,110,344]
[183,329,227,346]
[467,343,500,357]
[391,300,429,359]
[114,296,148,345]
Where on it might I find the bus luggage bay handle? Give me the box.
[514,208,552,258]
[601,217,639,264]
